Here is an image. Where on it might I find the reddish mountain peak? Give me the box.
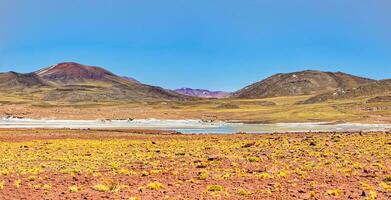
[35,62,116,83]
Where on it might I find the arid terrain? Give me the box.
[1,94,391,124]
[0,129,390,199]
[1,62,391,200]
[2,1,390,199]
[1,62,391,123]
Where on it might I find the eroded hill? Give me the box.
[232,70,374,99]
[304,79,391,104]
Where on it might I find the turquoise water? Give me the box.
[172,123,391,134]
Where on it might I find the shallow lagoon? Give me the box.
[1,118,391,134]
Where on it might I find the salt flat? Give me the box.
[1,118,390,133]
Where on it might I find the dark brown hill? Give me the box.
[0,71,49,90]
[303,79,391,104]
[232,70,374,99]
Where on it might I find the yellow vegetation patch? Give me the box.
[146,182,164,190]
[207,185,224,192]
[0,131,390,198]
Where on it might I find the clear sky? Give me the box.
[1,0,390,91]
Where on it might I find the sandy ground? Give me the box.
[1,101,391,124]
[0,129,390,199]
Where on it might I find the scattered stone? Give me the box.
[207,155,221,161]
[242,142,256,148]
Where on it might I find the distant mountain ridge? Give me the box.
[0,63,388,103]
[174,88,231,98]
[232,70,374,99]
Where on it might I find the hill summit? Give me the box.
[35,62,120,84]
[232,70,374,98]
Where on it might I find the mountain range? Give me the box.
[174,88,231,99]
[0,62,191,102]
[0,62,389,103]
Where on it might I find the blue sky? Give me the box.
[1,0,390,91]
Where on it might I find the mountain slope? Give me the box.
[122,76,140,83]
[174,88,231,98]
[303,79,391,104]
[34,62,193,102]
[35,62,129,85]
[0,71,49,90]
[0,62,193,102]
[232,70,374,99]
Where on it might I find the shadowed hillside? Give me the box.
[0,71,49,90]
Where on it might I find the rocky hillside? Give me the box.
[174,88,231,98]
[0,71,49,90]
[0,62,192,102]
[232,70,374,99]
[303,79,391,104]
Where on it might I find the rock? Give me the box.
[242,142,256,148]
[207,155,222,161]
